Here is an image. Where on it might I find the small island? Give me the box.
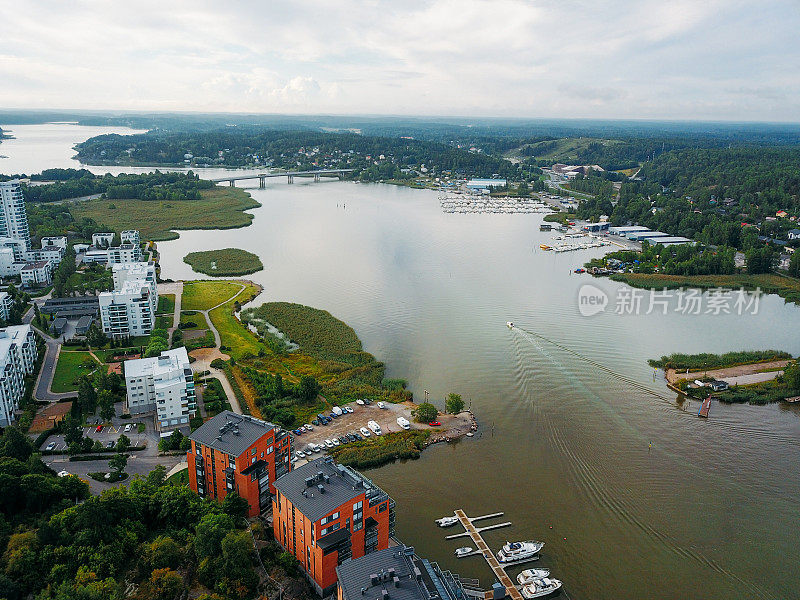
[183,248,264,276]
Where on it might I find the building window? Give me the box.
[378,503,387,513]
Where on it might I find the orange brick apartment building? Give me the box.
[273,457,396,596]
[188,411,292,517]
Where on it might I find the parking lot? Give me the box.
[40,420,149,452]
[289,400,438,457]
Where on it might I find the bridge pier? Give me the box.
[314,173,320,182]
[287,175,294,184]
[259,176,266,189]
[229,180,235,187]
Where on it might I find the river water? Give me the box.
[3,123,800,600]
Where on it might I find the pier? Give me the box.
[450,510,524,600]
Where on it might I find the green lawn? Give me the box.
[70,187,261,241]
[158,294,175,315]
[179,310,209,330]
[165,467,189,486]
[182,281,244,311]
[52,351,101,393]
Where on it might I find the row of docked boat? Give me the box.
[439,195,550,214]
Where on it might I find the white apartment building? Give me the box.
[20,260,53,287]
[124,347,196,430]
[91,232,115,247]
[99,263,158,338]
[0,292,12,322]
[0,181,31,251]
[0,247,21,277]
[41,236,68,250]
[0,324,38,426]
[121,230,140,245]
[107,243,142,265]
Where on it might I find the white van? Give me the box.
[367,420,382,435]
[396,416,410,430]
[332,406,343,416]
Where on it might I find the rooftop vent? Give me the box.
[305,477,315,487]
[370,574,379,586]
[382,590,389,600]
[323,474,330,483]
[317,484,325,493]
[393,576,400,588]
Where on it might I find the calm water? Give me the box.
[4,124,800,600]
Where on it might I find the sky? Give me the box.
[1,0,798,121]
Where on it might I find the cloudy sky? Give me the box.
[1,0,798,121]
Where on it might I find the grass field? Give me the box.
[179,310,209,330]
[208,283,262,358]
[165,467,189,486]
[182,281,246,311]
[158,294,175,315]
[183,248,264,277]
[70,187,261,241]
[610,272,800,305]
[52,350,101,393]
[505,137,620,163]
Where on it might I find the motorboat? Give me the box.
[506,321,514,329]
[520,578,562,599]
[516,569,551,585]
[497,540,544,563]
[454,546,473,558]
[435,516,459,527]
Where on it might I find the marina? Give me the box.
[440,510,551,600]
[439,194,551,214]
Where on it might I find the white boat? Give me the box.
[506,321,514,328]
[520,578,562,599]
[435,516,459,527]
[454,546,473,557]
[516,569,551,585]
[497,540,544,564]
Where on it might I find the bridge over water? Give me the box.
[210,169,354,188]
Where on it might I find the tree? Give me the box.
[789,251,800,278]
[195,513,236,560]
[414,402,438,423]
[220,492,250,520]
[297,375,320,403]
[63,415,84,447]
[98,390,116,422]
[445,393,464,414]
[86,322,108,348]
[145,568,184,600]
[115,434,131,453]
[109,452,128,475]
[77,375,98,415]
[0,427,34,461]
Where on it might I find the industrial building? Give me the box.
[273,457,396,596]
[187,411,293,516]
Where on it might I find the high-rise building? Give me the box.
[188,411,293,516]
[0,180,31,251]
[123,346,196,429]
[99,263,158,338]
[0,325,38,426]
[273,457,396,596]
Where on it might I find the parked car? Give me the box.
[346,433,356,442]
[353,433,363,441]
[95,425,103,433]
[344,406,354,413]
[363,398,373,405]
[107,440,115,448]
[46,442,56,451]
[293,428,303,435]
[311,444,322,453]
[332,438,340,446]
[338,436,348,445]
[124,424,132,433]
[356,399,365,405]
[304,424,314,431]
[296,451,306,459]
[324,439,334,448]
[377,402,386,409]
[312,419,320,426]
[428,421,441,427]
[367,420,382,435]
[360,427,371,437]
[332,406,343,416]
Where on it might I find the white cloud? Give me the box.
[0,0,797,120]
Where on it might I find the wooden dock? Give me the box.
[454,510,524,600]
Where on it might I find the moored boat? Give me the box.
[454,546,473,557]
[516,569,551,585]
[520,577,562,599]
[436,516,459,527]
[497,540,544,563]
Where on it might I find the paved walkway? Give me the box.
[25,305,77,402]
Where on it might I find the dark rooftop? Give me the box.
[336,546,440,600]
[274,457,384,522]
[189,410,276,457]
